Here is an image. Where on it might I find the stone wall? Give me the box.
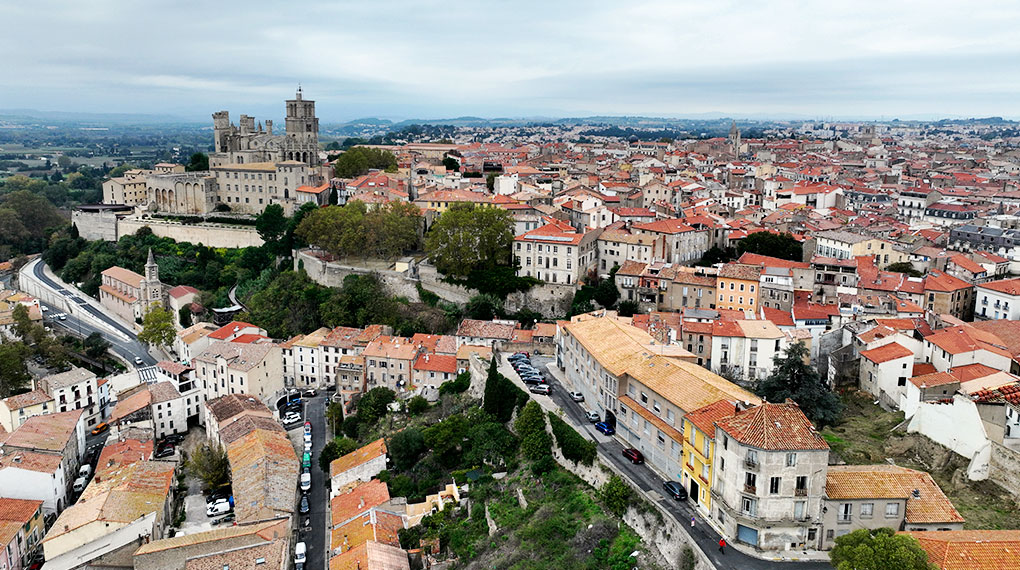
[295,249,420,300]
[989,441,1020,496]
[505,282,575,318]
[118,217,265,248]
[71,210,120,242]
[417,263,475,305]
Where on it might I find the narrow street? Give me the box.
[497,354,832,569]
[302,393,328,570]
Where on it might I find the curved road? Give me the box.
[32,260,158,368]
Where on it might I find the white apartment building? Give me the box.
[710,320,788,383]
[514,220,600,285]
[976,278,1020,320]
[154,361,203,425]
[193,341,284,404]
[38,367,102,428]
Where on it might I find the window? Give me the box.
[794,501,805,520]
[796,476,807,493]
[839,503,852,522]
[860,503,874,518]
[885,503,900,517]
[786,453,797,467]
[719,457,725,472]
[740,496,757,517]
[769,476,781,494]
[744,472,757,492]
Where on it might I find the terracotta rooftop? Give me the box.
[184,539,287,570]
[331,479,392,527]
[330,508,405,553]
[684,399,737,437]
[2,389,53,410]
[826,465,964,525]
[2,409,83,453]
[101,266,143,288]
[330,438,388,479]
[455,319,517,341]
[860,342,914,364]
[907,530,1020,570]
[715,402,828,451]
[134,518,288,555]
[328,540,410,570]
[0,497,42,524]
[226,428,299,524]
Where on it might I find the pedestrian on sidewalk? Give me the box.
[718,538,726,554]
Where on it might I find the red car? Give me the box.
[622,448,644,464]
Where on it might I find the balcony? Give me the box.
[743,484,757,494]
[837,515,852,524]
[795,488,807,497]
[744,458,759,470]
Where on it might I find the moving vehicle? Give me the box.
[594,422,615,436]
[622,448,644,464]
[283,411,302,424]
[299,494,310,514]
[585,410,600,423]
[206,499,232,517]
[300,472,311,492]
[569,391,584,402]
[294,542,307,565]
[302,390,316,398]
[58,313,66,321]
[529,384,551,395]
[134,357,144,365]
[91,422,109,435]
[662,481,688,501]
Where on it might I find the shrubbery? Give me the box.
[548,413,597,465]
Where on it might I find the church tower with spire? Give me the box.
[729,121,741,157]
[140,249,164,312]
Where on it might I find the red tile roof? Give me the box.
[979,278,1020,296]
[714,402,828,451]
[908,530,1020,570]
[685,400,737,437]
[860,342,914,364]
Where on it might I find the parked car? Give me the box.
[162,434,185,444]
[662,481,688,501]
[302,390,316,398]
[569,391,584,402]
[302,452,311,469]
[622,448,644,464]
[91,422,109,435]
[300,472,311,492]
[79,464,92,479]
[303,440,312,453]
[529,384,551,395]
[58,313,66,321]
[303,421,312,435]
[594,422,615,436]
[521,376,544,385]
[294,542,307,565]
[206,499,232,517]
[512,351,530,358]
[211,512,236,525]
[73,476,88,493]
[585,410,600,423]
[283,411,302,424]
[298,494,310,515]
[154,444,175,458]
[207,491,230,505]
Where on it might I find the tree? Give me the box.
[407,395,429,416]
[599,475,634,517]
[736,232,803,262]
[830,528,936,570]
[83,332,112,359]
[486,172,496,191]
[387,428,427,471]
[296,201,420,260]
[245,270,331,337]
[255,204,288,254]
[187,443,230,491]
[138,306,175,349]
[326,401,345,436]
[756,341,843,427]
[423,414,468,467]
[178,304,193,328]
[483,358,528,423]
[328,187,338,206]
[617,300,638,317]
[515,401,552,461]
[356,387,397,424]
[185,153,209,172]
[333,147,397,178]
[319,437,359,473]
[464,293,504,320]
[886,261,922,278]
[438,371,471,396]
[424,203,514,278]
[0,190,64,255]
[0,342,31,398]
[594,278,620,308]
[442,156,460,172]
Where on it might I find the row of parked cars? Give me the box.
[509,353,551,395]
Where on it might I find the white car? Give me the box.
[206,499,232,517]
[58,313,67,321]
[134,357,144,365]
[569,391,584,402]
[300,472,311,492]
[303,440,312,453]
[294,542,307,565]
[283,411,302,424]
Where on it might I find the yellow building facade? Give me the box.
[680,400,738,513]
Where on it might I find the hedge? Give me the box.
[548,412,597,465]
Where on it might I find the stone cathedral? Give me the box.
[209,87,320,168]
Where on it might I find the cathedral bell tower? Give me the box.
[285,86,319,146]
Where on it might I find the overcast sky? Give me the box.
[3,1,1020,122]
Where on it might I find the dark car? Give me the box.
[508,353,529,361]
[622,448,644,464]
[206,490,231,505]
[154,444,175,458]
[211,512,236,526]
[594,422,615,436]
[663,481,688,501]
[299,494,310,514]
[521,376,544,385]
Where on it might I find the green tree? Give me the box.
[245,270,331,337]
[485,172,496,191]
[178,304,193,328]
[424,203,514,278]
[483,358,528,423]
[423,414,468,467]
[886,261,922,277]
[442,156,460,172]
[736,232,803,262]
[464,293,504,320]
[0,190,64,255]
[185,153,209,172]
[463,421,518,467]
[83,332,112,359]
[356,387,397,424]
[599,475,634,517]
[138,306,176,349]
[333,147,397,178]
[438,371,471,396]
[830,528,936,570]
[594,278,620,308]
[407,395,429,416]
[388,428,427,471]
[617,300,639,317]
[187,443,230,491]
[756,341,843,427]
[515,401,552,461]
[0,342,31,398]
[319,437,359,473]
[255,204,289,254]
[548,413,597,465]
[326,401,345,436]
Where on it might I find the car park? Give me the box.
[206,499,232,517]
[594,422,615,436]
[569,391,584,402]
[529,384,551,395]
[300,472,311,491]
[283,411,302,424]
[298,494,310,514]
[294,542,307,565]
[662,480,688,501]
[585,410,600,423]
[622,448,644,464]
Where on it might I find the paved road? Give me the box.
[301,394,328,570]
[499,354,832,570]
[33,260,157,367]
